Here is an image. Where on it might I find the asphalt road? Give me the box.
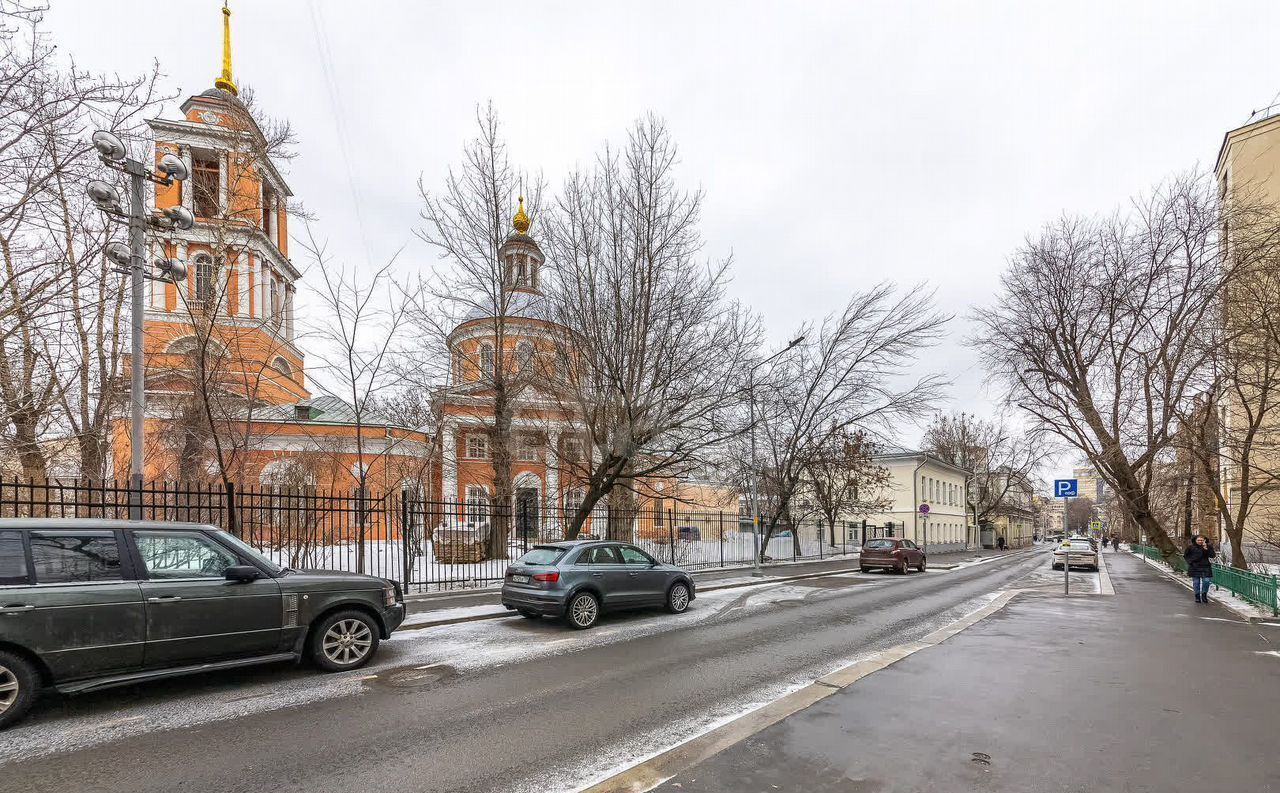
[1,549,1050,793]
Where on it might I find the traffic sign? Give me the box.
[1054,479,1078,498]
[918,503,930,515]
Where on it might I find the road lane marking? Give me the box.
[578,589,1022,793]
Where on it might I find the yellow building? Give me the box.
[1214,107,1280,559]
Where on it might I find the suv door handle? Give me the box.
[147,595,183,602]
[628,572,639,577]
[0,604,34,613]
[591,573,604,578]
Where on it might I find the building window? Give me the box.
[565,488,585,518]
[563,437,585,461]
[191,154,220,218]
[653,498,666,527]
[271,356,293,378]
[516,434,540,462]
[516,341,534,374]
[479,343,494,376]
[465,485,490,527]
[465,433,489,459]
[193,254,215,304]
[452,350,463,384]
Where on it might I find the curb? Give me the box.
[576,589,1023,793]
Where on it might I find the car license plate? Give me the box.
[512,574,530,584]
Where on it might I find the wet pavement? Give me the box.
[651,551,1280,793]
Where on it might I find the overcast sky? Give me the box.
[43,0,1280,476]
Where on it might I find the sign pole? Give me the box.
[1063,493,1069,596]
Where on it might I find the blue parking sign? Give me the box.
[1054,479,1078,498]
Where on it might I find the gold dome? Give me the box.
[512,195,530,234]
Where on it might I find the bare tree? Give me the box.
[0,6,165,479]
[975,174,1224,563]
[299,230,407,572]
[410,103,542,558]
[804,429,892,545]
[921,411,1048,542]
[749,286,949,559]
[541,114,759,539]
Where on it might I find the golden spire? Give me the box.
[512,195,531,234]
[214,2,238,96]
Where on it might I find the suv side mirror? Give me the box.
[225,565,264,582]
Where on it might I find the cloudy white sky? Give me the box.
[43,0,1280,469]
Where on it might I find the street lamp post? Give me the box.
[86,131,192,518]
[748,335,805,578]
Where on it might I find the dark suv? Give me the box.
[0,518,405,728]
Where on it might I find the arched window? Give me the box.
[259,458,315,488]
[193,254,215,304]
[479,343,494,376]
[452,349,463,383]
[271,356,293,378]
[164,335,225,358]
[516,341,533,374]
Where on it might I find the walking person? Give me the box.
[1184,534,1216,603]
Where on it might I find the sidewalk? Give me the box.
[641,551,1280,793]
[398,546,1028,630]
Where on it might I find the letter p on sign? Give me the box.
[1054,479,1078,498]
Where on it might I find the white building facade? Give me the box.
[857,451,972,552]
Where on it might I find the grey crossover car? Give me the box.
[0,518,405,728]
[500,540,696,629]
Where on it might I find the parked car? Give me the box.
[1052,538,1100,571]
[500,540,696,629]
[859,538,927,574]
[0,518,405,729]
[675,525,701,541]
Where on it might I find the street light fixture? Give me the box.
[85,130,189,518]
[91,130,127,161]
[748,333,806,577]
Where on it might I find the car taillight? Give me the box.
[532,571,559,583]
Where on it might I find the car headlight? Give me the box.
[384,584,397,607]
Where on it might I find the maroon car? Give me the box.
[859,538,926,574]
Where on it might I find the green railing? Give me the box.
[1132,544,1278,616]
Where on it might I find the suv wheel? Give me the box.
[0,650,38,730]
[918,559,927,572]
[310,610,380,672]
[666,582,691,614]
[566,592,600,630]
[897,558,910,574]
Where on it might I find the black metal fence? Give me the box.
[0,478,897,593]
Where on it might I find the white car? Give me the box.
[1051,539,1099,571]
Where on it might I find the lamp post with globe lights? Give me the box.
[86,130,193,518]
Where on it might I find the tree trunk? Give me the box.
[607,477,634,541]
[488,388,514,560]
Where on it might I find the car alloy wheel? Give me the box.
[918,559,927,572]
[569,593,599,629]
[0,663,18,718]
[898,559,909,574]
[322,618,374,667]
[667,583,690,614]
